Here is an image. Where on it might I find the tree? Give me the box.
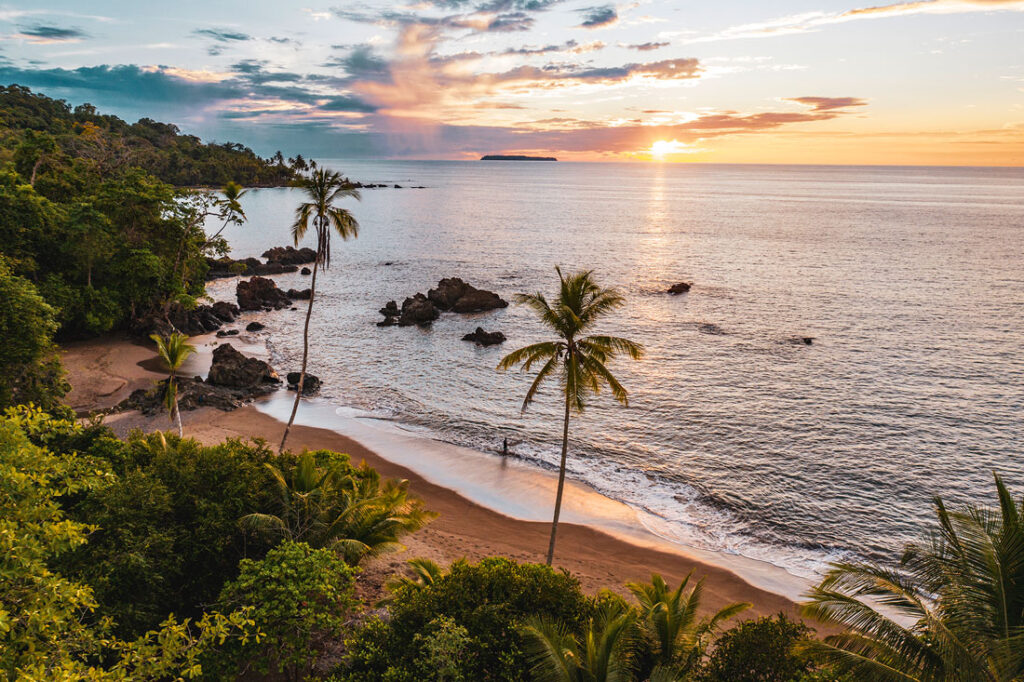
[498,267,644,565]
[0,257,67,411]
[278,168,360,453]
[522,599,638,682]
[149,332,195,437]
[239,451,435,564]
[801,472,1024,682]
[697,614,815,682]
[627,572,750,680]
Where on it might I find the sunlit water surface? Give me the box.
[208,161,1024,577]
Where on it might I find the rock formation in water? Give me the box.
[462,327,506,346]
[237,276,293,311]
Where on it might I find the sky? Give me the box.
[1,0,1022,165]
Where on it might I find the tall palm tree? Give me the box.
[239,452,435,564]
[627,572,750,679]
[278,169,360,453]
[523,600,638,682]
[149,332,195,438]
[801,472,1024,682]
[498,267,644,565]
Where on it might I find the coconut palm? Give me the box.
[149,332,195,438]
[800,472,1024,682]
[627,572,750,679]
[498,267,644,565]
[378,557,446,606]
[523,600,638,682]
[239,452,435,564]
[279,168,360,453]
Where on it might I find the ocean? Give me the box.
[206,161,1024,579]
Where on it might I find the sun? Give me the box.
[647,139,693,161]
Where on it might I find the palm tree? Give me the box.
[522,600,638,682]
[801,472,1024,682]
[239,452,435,564]
[149,332,195,438]
[279,169,360,453]
[498,267,644,565]
[379,557,446,606]
[627,572,750,679]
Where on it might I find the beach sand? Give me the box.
[62,335,809,623]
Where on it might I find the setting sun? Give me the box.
[648,139,694,160]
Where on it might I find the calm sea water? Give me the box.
[208,161,1024,577]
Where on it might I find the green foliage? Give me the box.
[340,557,595,681]
[0,409,258,680]
[240,450,436,564]
[150,332,196,435]
[215,540,358,678]
[0,257,68,410]
[801,472,1024,682]
[627,572,750,680]
[0,85,278,340]
[697,614,814,682]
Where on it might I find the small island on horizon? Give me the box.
[480,154,557,161]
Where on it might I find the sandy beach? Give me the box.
[62,334,807,622]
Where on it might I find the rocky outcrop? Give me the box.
[206,256,299,280]
[237,277,292,311]
[668,282,692,294]
[286,371,322,394]
[246,321,265,332]
[300,267,311,275]
[399,294,440,327]
[286,288,312,300]
[131,301,238,338]
[215,329,239,338]
[207,344,280,390]
[377,301,400,326]
[462,327,506,346]
[262,246,317,266]
[118,377,244,414]
[428,278,508,313]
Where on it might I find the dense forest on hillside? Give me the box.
[0,85,297,187]
[0,85,306,409]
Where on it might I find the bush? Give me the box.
[215,540,358,678]
[698,614,814,682]
[339,557,594,681]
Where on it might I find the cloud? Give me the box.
[688,0,1024,43]
[625,41,669,51]
[578,5,618,28]
[14,24,88,44]
[193,28,251,42]
[788,96,868,111]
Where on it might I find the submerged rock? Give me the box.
[286,371,322,394]
[300,267,311,275]
[462,327,506,346]
[245,321,265,332]
[237,276,292,311]
[286,288,312,300]
[667,282,692,294]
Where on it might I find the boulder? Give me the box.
[215,329,240,338]
[245,321,266,332]
[211,301,240,322]
[300,267,311,275]
[206,256,298,280]
[398,294,439,327]
[667,282,692,294]
[118,377,241,415]
[286,371,322,395]
[286,288,312,300]
[427,277,508,313]
[462,327,506,346]
[237,276,292,311]
[262,246,317,265]
[377,300,400,327]
[207,344,280,389]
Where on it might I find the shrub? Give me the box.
[698,614,814,682]
[215,540,358,678]
[339,557,594,681]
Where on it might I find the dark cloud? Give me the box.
[320,95,379,112]
[787,96,868,111]
[487,11,534,31]
[193,28,252,42]
[324,45,391,79]
[268,36,296,45]
[626,41,669,51]
[578,5,617,28]
[17,25,88,41]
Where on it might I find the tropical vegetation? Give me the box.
[150,331,196,437]
[498,267,644,564]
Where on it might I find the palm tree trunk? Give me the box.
[174,392,183,438]
[279,253,319,453]
[546,392,572,565]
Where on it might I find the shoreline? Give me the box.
[61,333,813,621]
